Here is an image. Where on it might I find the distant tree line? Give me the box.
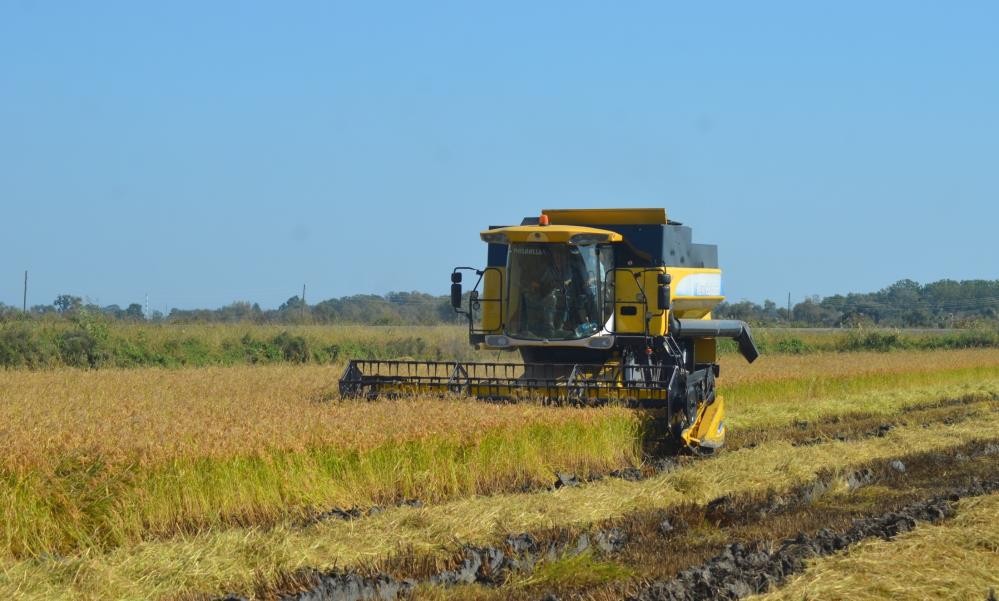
[2,279,998,328]
[714,279,999,328]
[0,291,462,326]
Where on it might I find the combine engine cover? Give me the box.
[340,208,758,451]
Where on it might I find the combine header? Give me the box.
[340,208,758,450]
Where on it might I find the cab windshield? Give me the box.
[506,243,613,340]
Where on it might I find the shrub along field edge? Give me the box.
[2,318,999,369]
[0,320,478,369]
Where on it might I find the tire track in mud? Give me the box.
[574,439,999,601]
[220,438,999,601]
[628,493,974,601]
[293,394,992,529]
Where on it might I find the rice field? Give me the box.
[1,330,997,600]
[750,493,999,601]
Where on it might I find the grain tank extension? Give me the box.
[340,208,758,451]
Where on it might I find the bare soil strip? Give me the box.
[230,438,999,601]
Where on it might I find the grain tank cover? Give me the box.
[542,208,669,225]
[534,208,718,269]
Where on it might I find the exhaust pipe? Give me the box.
[673,318,760,363]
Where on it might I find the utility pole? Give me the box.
[144,293,149,319]
[787,292,792,323]
[302,283,307,321]
[23,270,28,312]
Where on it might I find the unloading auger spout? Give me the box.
[339,208,759,451]
[672,318,760,364]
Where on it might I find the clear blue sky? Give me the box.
[2,2,997,311]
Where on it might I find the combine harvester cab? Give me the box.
[340,208,758,451]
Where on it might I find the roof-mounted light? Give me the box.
[538,214,550,226]
[569,233,611,245]
[480,232,509,244]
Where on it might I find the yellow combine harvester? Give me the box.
[340,208,758,451]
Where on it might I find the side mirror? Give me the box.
[657,273,671,311]
[450,272,463,309]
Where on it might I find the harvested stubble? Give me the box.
[721,347,999,404]
[750,492,999,601]
[729,394,991,449]
[357,440,999,601]
[2,402,996,601]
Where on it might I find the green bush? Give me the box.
[312,344,341,363]
[57,329,106,368]
[272,331,309,363]
[52,311,113,368]
[393,336,428,358]
[770,337,814,355]
[0,325,48,368]
[920,329,999,350]
[836,330,908,353]
[110,334,170,368]
[239,334,281,364]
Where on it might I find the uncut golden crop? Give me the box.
[4,348,999,473]
[0,366,633,472]
[720,347,999,384]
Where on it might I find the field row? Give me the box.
[0,351,997,559]
[3,320,999,369]
[0,351,996,564]
[4,348,999,467]
[1,389,996,600]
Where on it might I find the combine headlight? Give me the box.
[587,336,614,349]
[480,232,509,244]
[485,335,511,347]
